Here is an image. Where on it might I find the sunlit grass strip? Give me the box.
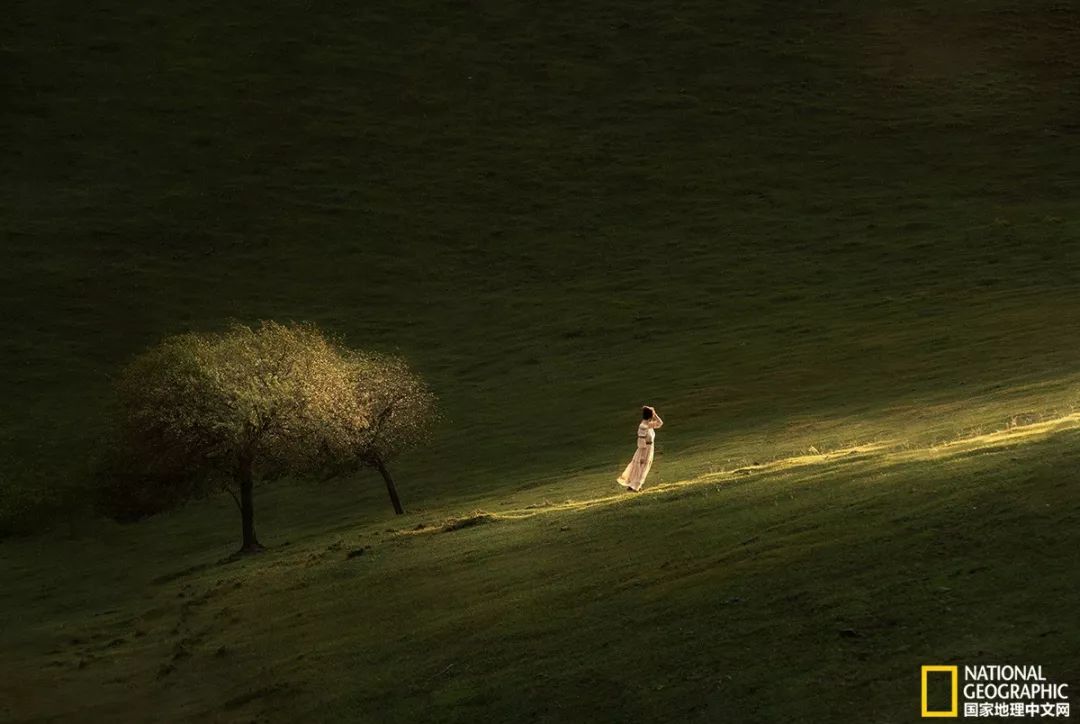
[885,411,1080,464]
[401,410,1080,534]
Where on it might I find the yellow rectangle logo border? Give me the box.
[921,665,958,717]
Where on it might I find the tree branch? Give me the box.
[224,484,242,513]
[363,392,406,449]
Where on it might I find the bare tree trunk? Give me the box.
[375,458,404,515]
[236,456,263,553]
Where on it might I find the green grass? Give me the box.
[2,0,1080,720]
[2,417,1078,722]
[4,0,1080,506]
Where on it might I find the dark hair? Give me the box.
[642,406,653,420]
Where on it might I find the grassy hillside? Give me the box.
[4,0,1080,509]
[2,416,1078,722]
[2,0,1080,721]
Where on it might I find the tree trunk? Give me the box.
[375,458,404,515]
[236,456,263,553]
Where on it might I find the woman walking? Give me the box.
[617,406,664,492]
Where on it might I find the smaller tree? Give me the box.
[347,353,438,515]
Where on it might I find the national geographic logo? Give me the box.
[921,665,1071,719]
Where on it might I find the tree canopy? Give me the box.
[104,321,436,552]
[323,352,439,514]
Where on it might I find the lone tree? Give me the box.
[106,321,429,553]
[342,353,438,515]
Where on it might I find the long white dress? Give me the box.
[617,418,663,491]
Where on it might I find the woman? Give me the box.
[617,405,664,492]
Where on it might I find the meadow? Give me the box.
[2,0,1079,721]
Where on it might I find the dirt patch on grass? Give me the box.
[441,513,495,532]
